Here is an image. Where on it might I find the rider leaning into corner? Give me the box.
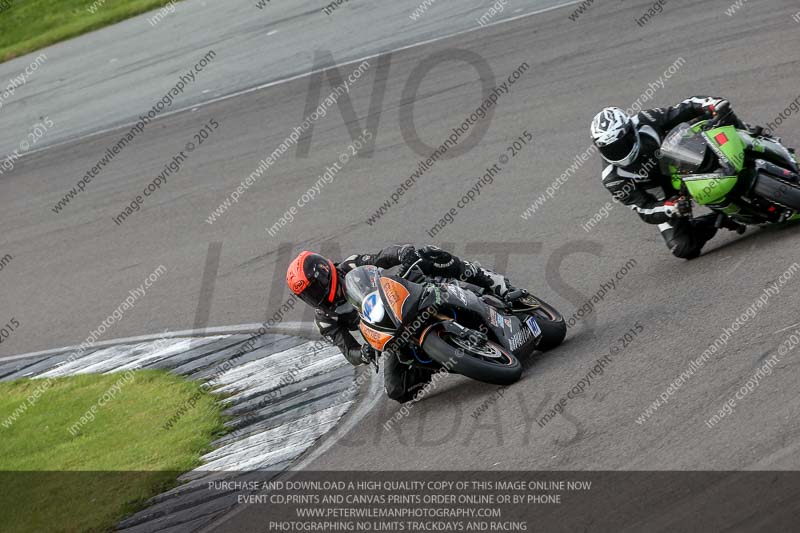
[287,245,514,403]
[590,96,775,259]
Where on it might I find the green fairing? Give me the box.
[665,120,798,224]
[705,125,746,172]
[684,176,738,205]
[719,203,742,216]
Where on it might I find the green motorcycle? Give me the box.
[659,117,800,226]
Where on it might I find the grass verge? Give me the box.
[0,0,180,63]
[0,370,225,533]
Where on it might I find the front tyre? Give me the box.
[510,293,567,351]
[422,328,522,385]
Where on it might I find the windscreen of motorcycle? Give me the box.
[345,265,382,316]
[659,122,708,175]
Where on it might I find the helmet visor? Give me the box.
[600,127,638,164]
[297,283,327,308]
[299,262,336,308]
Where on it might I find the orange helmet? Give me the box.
[287,251,339,309]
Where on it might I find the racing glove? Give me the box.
[414,245,465,279]
[359,344,376,365]
[710,100,747,130]
[346,343,376,367]
[663,197,692,219]
[710,99,731,117]
[396,244,419,268]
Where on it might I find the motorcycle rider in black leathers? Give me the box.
[590,96,768,259]
[287,245,513,403]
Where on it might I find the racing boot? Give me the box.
[718,215,747,235]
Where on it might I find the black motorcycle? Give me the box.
[345,264,566,385]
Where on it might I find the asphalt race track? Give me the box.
[0,0,568,156]
[3,0,800,529]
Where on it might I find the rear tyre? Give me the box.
[513,294,567,352]
[754,172,800,210]
[422,329,522,386]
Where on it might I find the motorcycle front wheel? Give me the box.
[422,328,522,385]
[514,294,567,352]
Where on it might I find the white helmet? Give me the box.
[590,107,641,167]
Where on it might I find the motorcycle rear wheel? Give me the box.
[422,328,522,385]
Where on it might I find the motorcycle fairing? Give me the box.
[378,275,426,328]
[437,284,539,355]
[359,322,394,351]
[663,121,798,223]
[379,277,410,325]
[683,173,738,205]
[703,125,745,174]
[741,132,799,172]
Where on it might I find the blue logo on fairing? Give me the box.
[526,316,542,337]
[363,293,378,316]
[362,291,385,324]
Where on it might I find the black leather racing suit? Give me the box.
[314,245,508,403]
[601,96,749,259]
